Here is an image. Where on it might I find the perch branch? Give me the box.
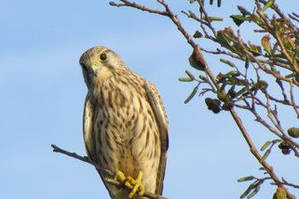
[51,144,169,199]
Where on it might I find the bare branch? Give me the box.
[282,178,299,189]
[51,144,169,199]
[109,0,168,16]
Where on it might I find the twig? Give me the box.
[51,144,114,176]
[109,0,168,16]
[289,83,299,118]
[51,144,169,199]
[282,178,299,189]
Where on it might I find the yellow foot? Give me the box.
[114,170,145,198]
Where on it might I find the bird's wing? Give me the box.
[83,94,116,199]
[144,81,169,194]
[83,93,96,161]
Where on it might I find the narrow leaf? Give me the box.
[247,185,260,199]
[238,6,251,16]
[198,75,208,82]
[240,182,256,198]
[178,77,193,82]
[206,16,223,21]
[261,0,274,12]
[261,149,271,161]
[184,86,198,104]
[220,58,236,67]
[185,70,195,80]
[230,15,248,26]
[260,141,271,151]
[245,57,249,69]
[248,43,262,56]
[237,176,255,182]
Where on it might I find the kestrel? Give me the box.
[79,46,169,199]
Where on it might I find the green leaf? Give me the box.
[236,87,247,97]
[206,16,223,21]
[287,127,299,138]
[261,149,271,161]
[185,70,195,80]
[261,0,274,12]
[230,15,249,26]
[216,31,231,48]
[220,58,236,67]
[198,75,208,82]
[184,86,198,104]
[237,6,251,16]
[260,141,272,151]
[248,43,262,56]
[261,35,272,55]
[193,31,203,38]
[189,0,196,4]
[237,176,255,182]
[247,185,260,199]
[245,57,249,69]
[178,77,193,82]
[240,182,257,198]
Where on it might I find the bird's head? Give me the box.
[79,46,126,89]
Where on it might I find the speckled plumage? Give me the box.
[79,46,169,199]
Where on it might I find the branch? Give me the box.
[282,178,299,189]
[51,144,169,199]
[109,0,168,16]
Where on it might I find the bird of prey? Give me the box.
[79,46,169,199]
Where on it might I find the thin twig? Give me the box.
[109,0,168,16]
[51,144,169,199]
[289,83,299,118]
[282,178,299,189]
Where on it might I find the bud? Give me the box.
[205,98,221,113]
[278,142,291,155]
[287,127,299,138]
[273,187,286,199]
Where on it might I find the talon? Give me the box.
[114,170,126,182]
[114,170,145,198]
[125,176,136,189]
[128,171,145,198]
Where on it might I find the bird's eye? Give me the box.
[100,53,107,61]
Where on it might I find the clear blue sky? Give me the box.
[1,0,298,198]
